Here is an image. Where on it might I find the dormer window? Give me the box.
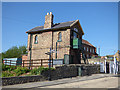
[58,32,62,42]
[34,35,38,44]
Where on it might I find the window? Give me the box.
[93,49,94,53]
[87,47,89,51]
[90,48,92,52]
[74,28,78,32]
[73,32,77,38]
[34,35,38,44]
[58,32,62,42]
[73,28,78,39]
[84,47,86,50]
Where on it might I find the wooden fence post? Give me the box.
[10,60,11,66]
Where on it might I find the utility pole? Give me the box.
[98,46,100,64]
[98,46,100,56]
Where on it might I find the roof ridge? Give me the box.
[82,39,95,47]
[54,20,76,24]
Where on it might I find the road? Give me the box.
[2,74,120,89]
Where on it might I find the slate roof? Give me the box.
[82,39,95,47]
[26,20,76,33]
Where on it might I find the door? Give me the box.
[64,54,69,64]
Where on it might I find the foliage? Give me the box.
[30,67,55,75]
[2,45,27,58]
[2,64,30,77]
[30,67,44,75]
[13,66,30,76]
[2,64,55,77]
[2,71,14,77]
[2,64,16,71]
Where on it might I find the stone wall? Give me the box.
[42,64,100,80]
[2,75,46,86]
[2,64,100,86]
[27,29,71,60]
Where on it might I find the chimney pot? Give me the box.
[47,13,49,15]
[50,12,52,15]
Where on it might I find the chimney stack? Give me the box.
[44,12,54,29]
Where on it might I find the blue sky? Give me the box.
[2,2,118,56]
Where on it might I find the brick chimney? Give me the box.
[44,12,54,29]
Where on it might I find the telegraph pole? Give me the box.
[98,46,100,64]
[98,46,100,56]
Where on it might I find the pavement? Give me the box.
[2,74,119,89]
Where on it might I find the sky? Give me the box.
[2,2,118,56]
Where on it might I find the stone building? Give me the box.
[26,12,97,64]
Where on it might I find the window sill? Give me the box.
[57,40,62,42]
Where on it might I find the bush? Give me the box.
[2,71,14,77]
[2,64,9,71]
[13,66,30,76]
[30,67,44,75]
[30,67,55,75]
[2,64,16,71]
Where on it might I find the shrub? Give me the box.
[2,71,14,77]
[13,66,30,76]
[2,64,16,71]
[30,67,55,75]
[2,64,9,71]
[8,65,16,72]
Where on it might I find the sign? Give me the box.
[53,59,63,65]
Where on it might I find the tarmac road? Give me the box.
[2,74,120,89]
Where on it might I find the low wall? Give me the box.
[2,75,46,86]
[42,64,100,80]
[2,64,100,86]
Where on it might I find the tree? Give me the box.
[2,45,27,58]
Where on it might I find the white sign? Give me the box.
[53,59,63,65]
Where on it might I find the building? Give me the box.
[22,54,28,67]
[26,12,97,65]
[114,50,120,61]
[82,39,98,59]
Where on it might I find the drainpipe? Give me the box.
[56,42,57,59]
[29,34,33,69]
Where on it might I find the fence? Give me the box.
[3,59,22,66]
[22,59,53,68]
[3,59,53,69]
